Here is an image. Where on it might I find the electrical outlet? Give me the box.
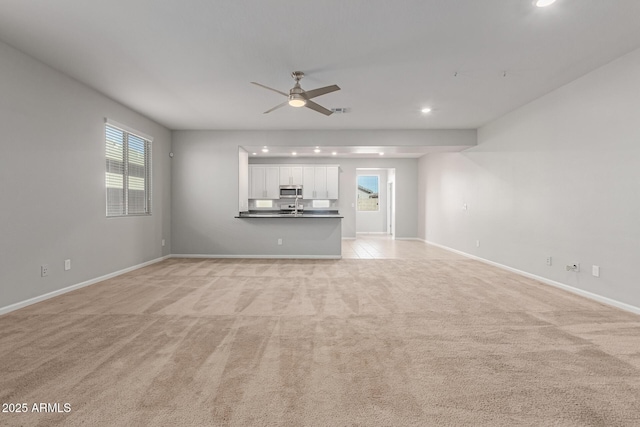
[41,264,49,277]
[64,259,71,271]
[476,240,480,247]
[592,265,600,277]
[278,238,283,245]
[566,263,580,272]
[546,256,552,266]
[162,239,165,247]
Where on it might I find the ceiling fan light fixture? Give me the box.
[288,94,307,107]
[534,0,556,7]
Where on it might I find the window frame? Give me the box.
[105,119,152,217]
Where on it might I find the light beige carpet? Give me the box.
[1,254,640,426]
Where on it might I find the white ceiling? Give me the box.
[1,0,639,133]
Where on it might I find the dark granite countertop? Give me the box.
[236,210,342,218]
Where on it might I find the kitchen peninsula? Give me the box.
[237,159,343,258]
[237,212,342,218]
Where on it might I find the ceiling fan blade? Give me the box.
[263,101,289,114]
[303,84,341,100]
[250,82,288,97]
[304,100,333,116]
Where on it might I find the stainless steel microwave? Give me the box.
[279,185,303,199]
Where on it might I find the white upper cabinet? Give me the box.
[302,167,315,199]
[264,167,280,198]
[326,166,339,199]
[279,166,303,186]
[249,165,280,199]
[250,163,338,200]
[314,166,327,198]
[303,166,339,199]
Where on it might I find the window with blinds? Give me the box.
[105,123,152,216]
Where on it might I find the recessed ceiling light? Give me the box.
[314,148,321,153]
[421,107,432,114]
[262,148,269,153]
[252,152,257,155]
[332,152,337,156]
[534,0,556,7]
[292,152,297,156]
[379,152,384,156]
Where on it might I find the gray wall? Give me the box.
[419,47,640,310]
[0,40,171,310]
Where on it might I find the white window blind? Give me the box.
[105,123,152,216]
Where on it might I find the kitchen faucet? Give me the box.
[294,196,300,216]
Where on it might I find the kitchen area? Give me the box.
[237,163,343,218]
[235,148,344,258]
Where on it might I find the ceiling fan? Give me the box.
[251,71,340,116]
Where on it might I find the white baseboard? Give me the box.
[171,254,341,260]
[347,235,419,241]
[423,240,640,316]
[0,255,172,316]
[356,232,388,235]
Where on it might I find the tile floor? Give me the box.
[341,234,465,260]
